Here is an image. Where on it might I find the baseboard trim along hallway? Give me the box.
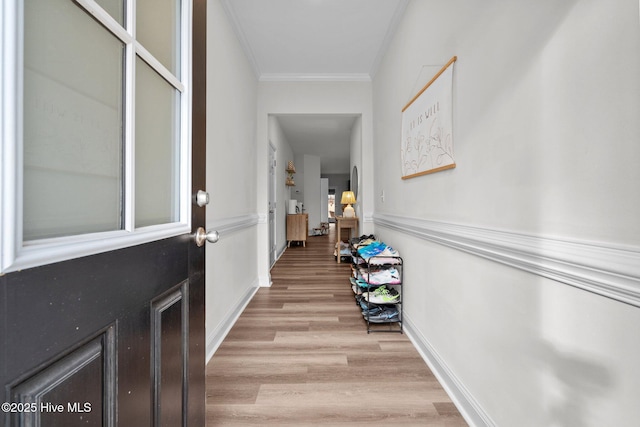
[206,282,259,362]
[403,315,495,427]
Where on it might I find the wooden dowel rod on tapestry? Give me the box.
[402,55,457,112]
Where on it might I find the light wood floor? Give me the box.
[206,224,468,426]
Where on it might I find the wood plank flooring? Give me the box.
[206,224,468,426]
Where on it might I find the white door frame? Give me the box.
[268,142,277,267]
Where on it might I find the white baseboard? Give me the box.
[273,243,287,266]
[205,281,259,363]
[403,314,496,427]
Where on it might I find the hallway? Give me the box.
[205,225,468,426]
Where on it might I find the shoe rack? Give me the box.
[349,240,403,334]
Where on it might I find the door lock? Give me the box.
[195,190,210,207]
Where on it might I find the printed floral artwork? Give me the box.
[401,57,456,179]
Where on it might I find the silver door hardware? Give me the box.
[194,227,219,246]
[195,190,210,207]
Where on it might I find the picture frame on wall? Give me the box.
[401,56,457,179]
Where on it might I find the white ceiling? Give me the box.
[276,114,358,174]
[221,0,408,81]
[221,0,408,174]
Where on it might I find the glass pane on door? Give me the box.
[95,0,125,26]
[136,0,181,76]
[134,57,180,228]
[23,0,124,241]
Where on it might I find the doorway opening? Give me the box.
[328,189,336,223]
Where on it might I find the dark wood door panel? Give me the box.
[10,329,115,426]
[152,282,189,427]
[1,236,192,427]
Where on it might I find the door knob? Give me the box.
[194,227,219,247]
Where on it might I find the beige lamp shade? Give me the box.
[341,191,356,205]
[341,191,356,217]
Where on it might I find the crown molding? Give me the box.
[219,0,262,79]
[369,0,409,79]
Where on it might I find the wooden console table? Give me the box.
[336,216,358,263]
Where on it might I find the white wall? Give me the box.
[303,154,321,231]
[267,116,295,259]
[373,0,640,426]
[349,115,364,232]
[205,0,260,359]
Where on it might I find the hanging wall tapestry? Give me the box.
[401,56,457,179]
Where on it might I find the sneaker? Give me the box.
[357,297,375,311]
[362,303,397,316]
[362,305,384,316]
[349,277,369,289]
[362,286,400,304]
[360,268,400,285]
[367,307,400,323]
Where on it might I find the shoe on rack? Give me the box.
[350,277,369,289]
[362,302,396,316]
[358,299,378,311]
[362,286,400,304]
[367,307,400,323]
[362,305,383,316]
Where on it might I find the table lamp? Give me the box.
[341,191,356,218]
